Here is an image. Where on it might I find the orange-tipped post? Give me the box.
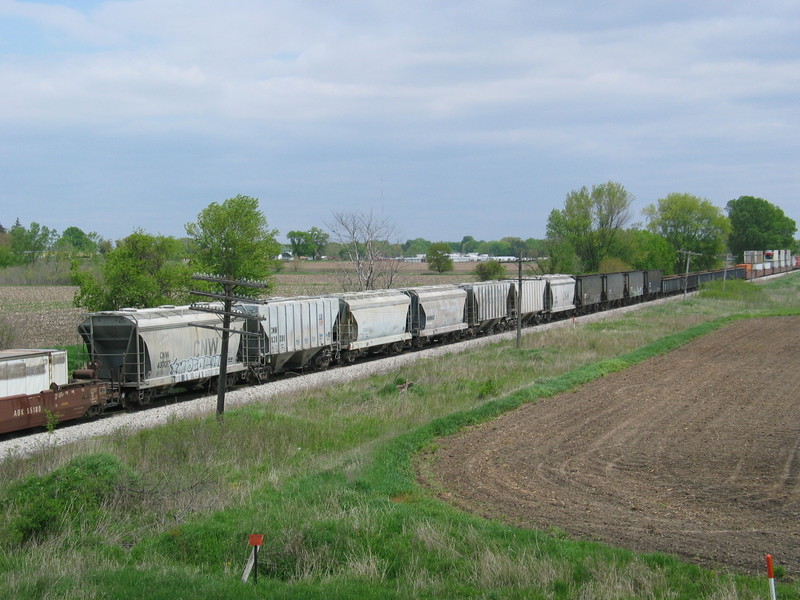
[766,554,777,600]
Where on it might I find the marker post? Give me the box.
[766,554,777,600]
[242,534,264,583]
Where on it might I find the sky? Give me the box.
[1,0,798,246]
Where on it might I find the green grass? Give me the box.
[0,272,799,599]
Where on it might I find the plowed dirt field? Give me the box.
[421,317,800,575]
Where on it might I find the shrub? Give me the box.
[1,453,136,544]
[473,260,507,281]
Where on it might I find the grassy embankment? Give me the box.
[0,273,798,599]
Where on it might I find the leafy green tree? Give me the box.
[8,220,57,264]
[524,238,547,258]
[72,231,193,310]
[287,230,315,258]
[725,196,797,261]
[0,231,12,268]
[185,195,281,285]
[287,226,329,260]
[53,226,99,256]
[402,238,431,257]
[426,242,454,273]
[482,240,510,256]
[537,235,579,275]
[612,229,676,274]
[307,227,329,260]
[473,260,508,281]
[321,240,342,258]
[545,181,633,273]
[503,237,527,257]
[459,235,480,254]
[598,256,633,273]
[643,193,730,272]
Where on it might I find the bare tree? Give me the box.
[326,210,402,290]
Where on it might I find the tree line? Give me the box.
[541,184,796,276]
[0,220,112,267]
[2,186,797,311]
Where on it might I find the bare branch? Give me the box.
[326,210,402,291]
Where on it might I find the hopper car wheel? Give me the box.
[85,405,103,419]
[313,352,332,370]
[248,368,270,385]
[209,375,235,393]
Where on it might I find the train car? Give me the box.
[0,379,109,435]
[731,266,747,280]
[333,290,412,360]
[0,349,68,398]
[0,350,111,435]
[509,278,547,325]
[460,281,514,333]
[403,285,468,344]
[697,270,717,285]
[237,296,340,380]
[543,274,576,318]
[644,270,662,298]
[626,271,645,303]
[575,274,603,313]
[661,275,684,295]
[603,273,626,307]
[78,304,247,405]
[737,264,754,279]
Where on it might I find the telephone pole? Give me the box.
[190,275,266,420]
[677,250,701,300]
[517,253,522,348]
[514,254,537,348]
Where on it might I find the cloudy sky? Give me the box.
[1,0,798,245]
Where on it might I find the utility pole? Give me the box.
[722,253,734,292]
[677,250,701,300]
[514,254,538,348]
[190,275,266,420]
[517,252,522,349]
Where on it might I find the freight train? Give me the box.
[1,260,794,436]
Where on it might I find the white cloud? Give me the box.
[1,0,799,240]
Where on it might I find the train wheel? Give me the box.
[84,405,103,419]
[313,351,332,370]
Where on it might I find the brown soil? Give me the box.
[0,286,83,348]
[420,317,800,575]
